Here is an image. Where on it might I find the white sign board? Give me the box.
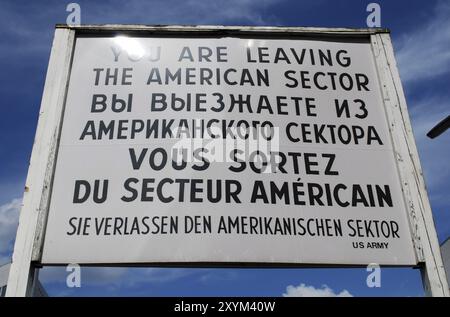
[41,34,417,265]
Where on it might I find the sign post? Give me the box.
[6,27,75,296]
[7,25,449,296]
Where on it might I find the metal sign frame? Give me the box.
[6,25,449,296]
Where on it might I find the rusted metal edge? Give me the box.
[55,24,390,38]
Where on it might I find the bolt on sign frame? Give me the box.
[6,25,449,297]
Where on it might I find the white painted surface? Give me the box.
[6,28,75,297]
[41,35,416,265]
[371,33,449,296]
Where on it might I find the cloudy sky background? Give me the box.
[0,0,449,296]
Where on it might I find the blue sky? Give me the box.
[0,0,449,296]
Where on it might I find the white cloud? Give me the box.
[283,283,353,297]
[396,1,450,83]
[104,0,284,25]
[0,0,285,59]
[393,0,450,204]
[199,270,238,283]
[0,254,12,266]
[0,198,21,259]
[40,266,129,286]
[40,266,206,291]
